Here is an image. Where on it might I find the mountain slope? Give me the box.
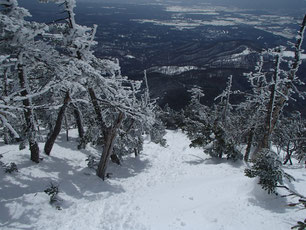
[0,130,305,229]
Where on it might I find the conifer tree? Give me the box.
[253,15,306,158]
[0,0,58,162]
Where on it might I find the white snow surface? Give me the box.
[0,130,305,230]
[131,5,298,38]
[283,51,306,59]
[148,66,199,76]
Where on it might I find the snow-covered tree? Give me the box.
[183,82,243,161]
[244,15,306,194]
[238,55,268,161]
[88,70,157,179]
[271,112,305,165]
[37,0,159,179]
[211,77,243,160]
[184,86,212,149]
[0,55,21,143]
[160,104,185,130]
[252,15,306,159]
[245,149,294,194]
[0,0,59,162]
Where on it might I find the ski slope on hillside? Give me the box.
[0,130,305,230]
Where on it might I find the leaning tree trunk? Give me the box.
[88,87,125,180]
[88,88,107,137]
[17,64,40,163]
[96,112,124,180]
[44,91,70,155]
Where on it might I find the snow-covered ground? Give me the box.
[0,130,305,230]
[132,5,298,38]
[147,66,199,76]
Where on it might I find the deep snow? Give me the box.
[0,130,305,230]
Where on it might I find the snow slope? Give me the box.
[0,130,305,230]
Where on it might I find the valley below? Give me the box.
[23,0,306,112]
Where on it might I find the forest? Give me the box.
[0,0,305,229]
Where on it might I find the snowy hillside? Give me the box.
[0,130,305,230]
[147,66,199,76]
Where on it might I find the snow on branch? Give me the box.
[0,113,19,138]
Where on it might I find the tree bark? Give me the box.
[88,87,107,137]
[64,112,69,141]
[72,103,84,139]
[44,91,70,155]
[96,112,124,180]
[283,141,293,165]
[17,64,40,163]
[88,88,125,180]
[71,103,85,149]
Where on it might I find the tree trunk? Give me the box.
[44,91,70,155]
[88,87,125,180]
[283,141,293,165]
[252,15,306,160]
[252,54,280,160]
[64,112,69,141]
[268,15,306,136]
[17,64,40,163]
[72,103,84,139]
[244,128,254,162]
[134,148,138,157]
[3,68,10,144]
[71,103,85,149]
[96,112,124,180]
[88,87,107,137]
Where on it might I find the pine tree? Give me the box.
[253,15,306,158]
[0,0,58,162]
[244,15,306,194]
[206,77,242,160]
[245,149,294,194]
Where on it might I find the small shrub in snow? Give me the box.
[204,125,243,161]
[149,118,167,147]
[44,183,61,210]
[19,141,26,151]
[4,162,18,174]
[245,149,294,194]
